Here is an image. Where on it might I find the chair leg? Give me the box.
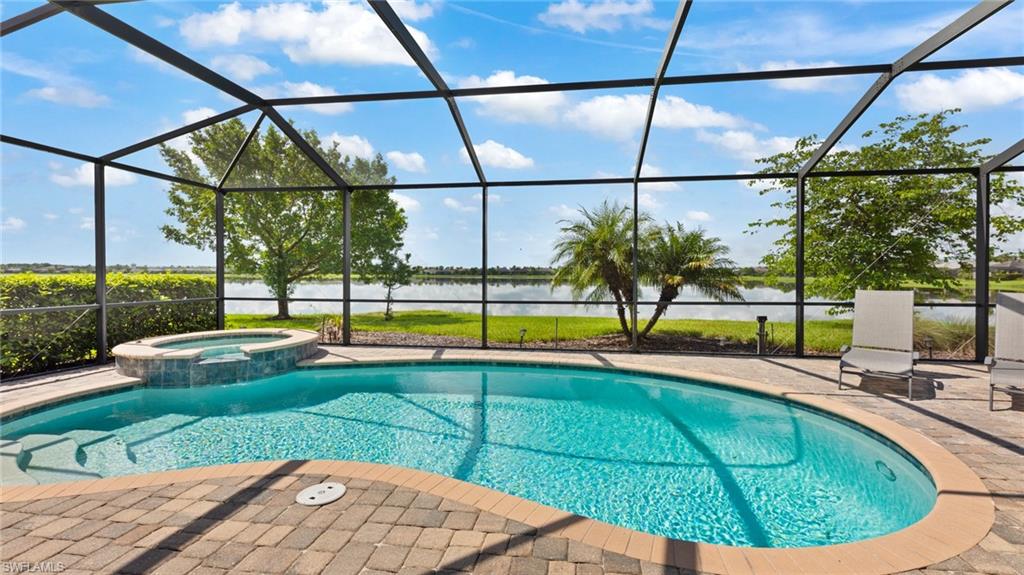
[907,374,913,401]
[838,368,844,390]
[989,384,994,411]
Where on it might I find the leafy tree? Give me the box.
[551,201,642,337]
[551,201,743,339]
[159,118,406,319]
[638,223,744,337]
[368,249,414,320]
[749,110,1024,301]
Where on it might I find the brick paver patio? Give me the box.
[1,348,1022,574]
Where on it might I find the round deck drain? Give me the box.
[296,482,347,506]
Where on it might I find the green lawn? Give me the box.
[227,311,859,352]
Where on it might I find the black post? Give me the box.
[94,163,107,363]
[975,170,990,362]
[343,189,352,345]
[631,181,639,352]
[481,185,489,348]
[795,176,805,356]
[215,190,225,330]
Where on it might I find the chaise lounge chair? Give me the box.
[987,292,1024,410]
[838,290,919,399]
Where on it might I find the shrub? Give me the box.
[1,273,216,377]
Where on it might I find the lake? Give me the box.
[224,279,976,322]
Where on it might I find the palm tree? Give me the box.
[638,223,744,338]
[551,201,648,337]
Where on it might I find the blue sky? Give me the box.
[2,0,1022,269]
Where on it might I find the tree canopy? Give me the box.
[748,110,1024,300]
[551,201,743,339]
[159,118,407,318]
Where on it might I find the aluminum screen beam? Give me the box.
[798,0,1013,176]
[1,3,63,36]
[975,138,1024,360]
[217,112,266,189]
[633,0,693,183]
[103,104,256,161]
[631,0,693,350]
[368,0,485,184]
[263,56,1024,108]
[981,138,1024,174]
[0,133,217,190]
[57,2,350,191]
[262,107,350,189]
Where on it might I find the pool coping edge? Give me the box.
[0,354,994,575]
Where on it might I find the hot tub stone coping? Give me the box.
[111,328,319,360]
[0,354,994,575]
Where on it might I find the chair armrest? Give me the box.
[839,345,851,354]
[985,356,995,367]
[912,351,920,363]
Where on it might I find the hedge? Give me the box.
[1,273,217,377]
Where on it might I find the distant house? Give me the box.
[991,259,1024,276]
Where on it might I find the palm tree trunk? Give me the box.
[639,286,679,338]
[615,304,631,338]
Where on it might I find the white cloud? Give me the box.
[1,217,27,233]
[565,94,743,141]
[328,133,375,159]
[255,81,352,115]
[638,193,660,209]
[472,192,503,204]
[443,197,478,213]
[182,107,218,125]
[392,1,435,21]
[166,108,219,164]
[549,204,579,219]
[679,9,969,61]
[391,192,421,212]
[756,60,856,92]
[179,1,436,66]
[50,163,138,188]
[43,213,59,221]
[1,53,108,108]
[79,217,95,231]
[210,54,275,81]
[686,210,712,222]
[386,151,427,173]
[895,68,1024,114]
[638,163,680,192]
[539,0,666,34]
[461,140,535,169]
[697,130,797,164]
[458,70,568,124]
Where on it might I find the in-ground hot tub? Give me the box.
[112,329,319,387]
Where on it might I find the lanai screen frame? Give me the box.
[1,0,1022,370]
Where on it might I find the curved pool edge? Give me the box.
[0,357,994,575]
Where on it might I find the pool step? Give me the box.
[63,430,138,477]
[18,434,101,484]
[0,440,37,486]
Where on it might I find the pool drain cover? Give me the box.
[296,482,347,506]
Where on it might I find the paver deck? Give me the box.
[1,347,1021,575]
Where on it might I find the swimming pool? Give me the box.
[1,362,936,548]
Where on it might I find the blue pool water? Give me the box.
[155,334,287,358]
[2,363,935,547]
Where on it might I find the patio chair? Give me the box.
[987,292,1024,410]
[838,290,919,399]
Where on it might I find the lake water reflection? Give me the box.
[224,279,974,322]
